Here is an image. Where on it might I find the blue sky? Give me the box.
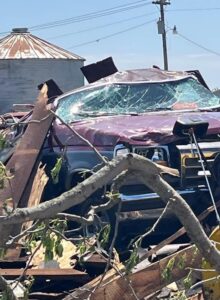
[1,0,220,88]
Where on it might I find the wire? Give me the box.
[165,25,220,57]
[69,19,156,49]
[1,5,220,36]
[48,12,157,40]
[29,1,152,31]
[176,31,220,58]
[168,7,220,12]
[0,0,152,36]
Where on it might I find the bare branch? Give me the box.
[6,220,41,246]
[134,200,170,247]
[190,274,220,291]
[58,213,95,226]
[85,171,134,299]
[49,109,108,165]
[17,112,53,125]
[96,249,140,300]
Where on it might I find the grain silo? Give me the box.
[0,28,85,113]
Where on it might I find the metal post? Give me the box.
[153,0,170,70]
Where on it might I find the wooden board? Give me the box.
[187,293,204,300]
[64,245,201,300]
[22,163,49,231]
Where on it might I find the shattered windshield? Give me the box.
[56,77,220,123]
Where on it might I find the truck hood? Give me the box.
[53,110,220,147]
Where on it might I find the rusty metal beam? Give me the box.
[0,268,89,282]
[0,84,53,210]
[0,85,54,258]
[28,292,65,300]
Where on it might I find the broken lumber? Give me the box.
[0,84,53,256]
[64,245,201,300]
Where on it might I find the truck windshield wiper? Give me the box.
[198,106,220,112]
[74,111,117,117]
[144,107,173,112]
[73,111,140,117]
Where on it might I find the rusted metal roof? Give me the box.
[0,28,84,60]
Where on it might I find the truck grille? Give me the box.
[134,148,152,158]
[177,141,220,185]
[133,146,169,162]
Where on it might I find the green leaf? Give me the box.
[183,270,193,289]
[79,242,87,256]
[99,224,111,248]
[55,243,63,257]
[0,134,7,150]
[125,247,139,274]
[162,257,175,282]
[45,248,54,262]
[0,163,7,189]
[0,248,5,259]
[177,253,187,270]
[51,157,63,184]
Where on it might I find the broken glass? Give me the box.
[56,77,220,123]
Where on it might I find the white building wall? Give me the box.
[0,59,84,113]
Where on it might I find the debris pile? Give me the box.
[0,76,219,300]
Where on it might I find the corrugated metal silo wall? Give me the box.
[0,59,84,113]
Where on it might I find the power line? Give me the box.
[48,12,157,40]
[0,0,152,36]
[166,26,220,58]
[69,19,156,49]
[168,7,220,12]
[176,32,220,57]
[1,5,220,37]
[29,1,152,31]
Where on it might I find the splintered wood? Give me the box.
[23,163,48,231]
[0,84,53,257]
[65,245,201,300]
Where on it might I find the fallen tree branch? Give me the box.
[1,153,220,275]
[135,169,220,272]
[0,155,175,227]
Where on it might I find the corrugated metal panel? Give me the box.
[0,28,84,60]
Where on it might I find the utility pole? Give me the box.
[153,0,170,70]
